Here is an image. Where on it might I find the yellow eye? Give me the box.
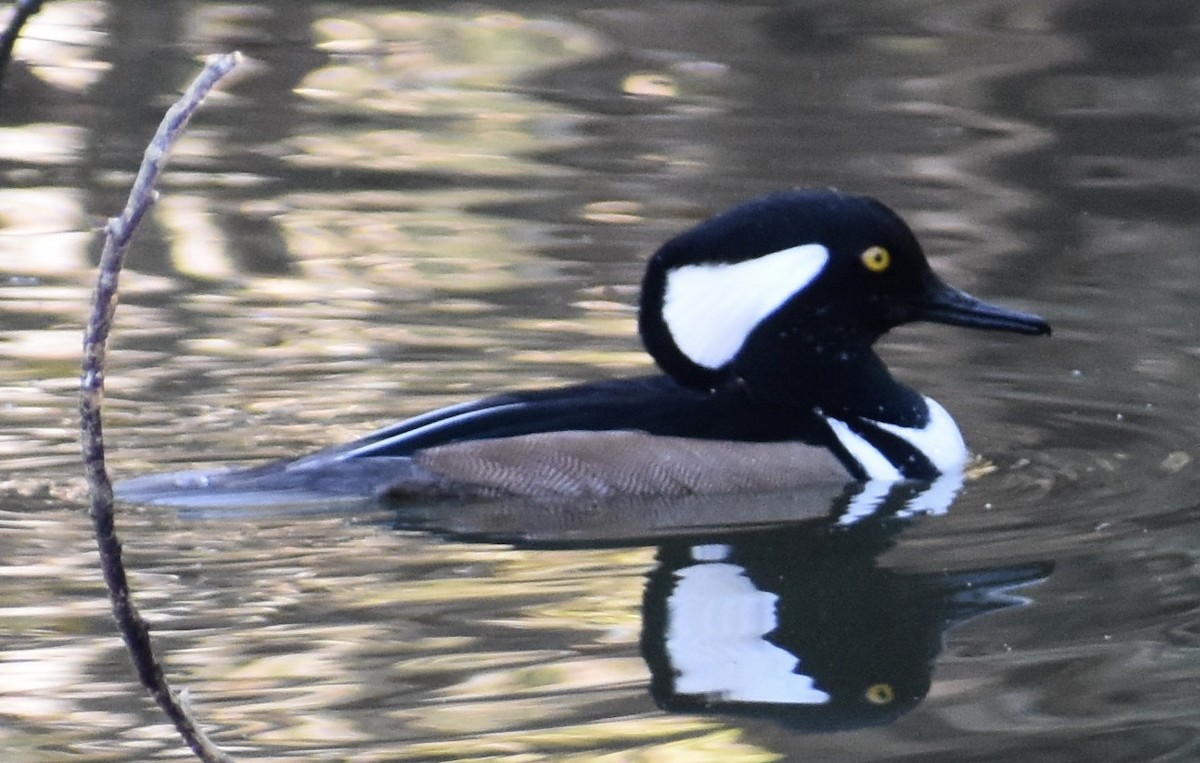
[864,683,896,705]
[861,246,891,273]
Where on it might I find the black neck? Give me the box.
[727,339,929,429]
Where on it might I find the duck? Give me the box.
[117,189,1050,507]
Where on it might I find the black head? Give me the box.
[638,189,1050,390]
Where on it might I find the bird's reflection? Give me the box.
[392,475,1052,732]
[643,520,1049,731]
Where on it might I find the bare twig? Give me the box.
[0,0,43,97]
[81,52,241,763]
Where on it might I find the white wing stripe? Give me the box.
[337,403,530,460]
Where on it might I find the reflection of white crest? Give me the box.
[898,470,965,519]
[837,470,966,527]
[665,550,831,705]
[839,479,898,525]
[662,244,829,369]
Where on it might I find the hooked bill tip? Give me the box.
[918,284,1051,337]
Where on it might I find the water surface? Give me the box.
[2,1,1200,760]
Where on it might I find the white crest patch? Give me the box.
[662,243,830,369]
[666,560,830,704]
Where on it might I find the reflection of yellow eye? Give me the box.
[864,683,896,705]
[861,246,891,273]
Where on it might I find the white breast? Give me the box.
[822,397,967,480]
[871,397,968,475]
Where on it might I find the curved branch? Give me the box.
[80,51,242,763]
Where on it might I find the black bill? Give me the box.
[918,280,1051,336]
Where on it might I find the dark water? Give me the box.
[3,1,1200,760]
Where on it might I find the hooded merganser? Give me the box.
[118,189,1050,506]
